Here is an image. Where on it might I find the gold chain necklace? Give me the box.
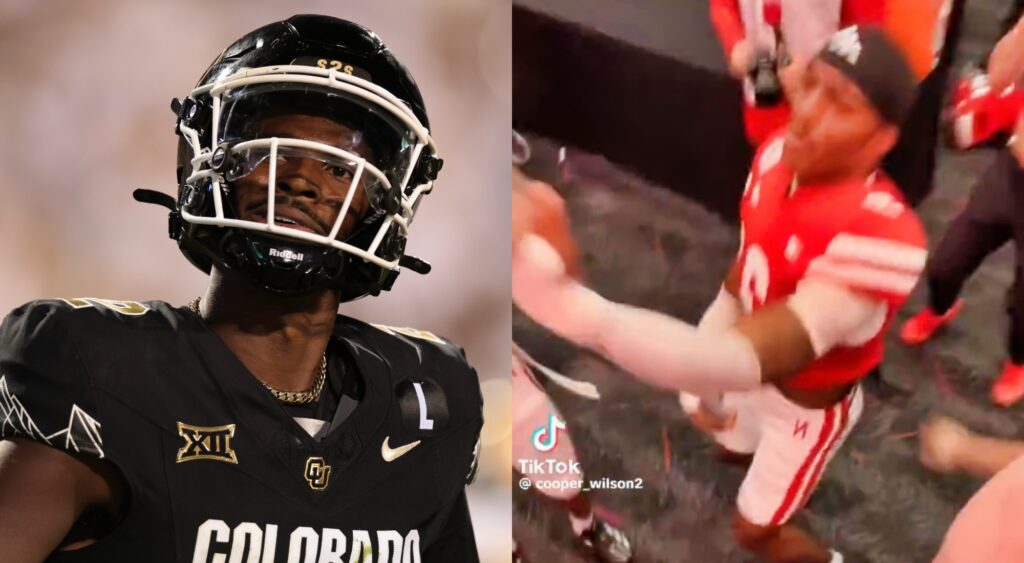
[187,297,327,405]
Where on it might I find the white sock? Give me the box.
[829,549,844,563]
[569,510,594,536]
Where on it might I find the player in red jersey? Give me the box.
[513,26,922,563]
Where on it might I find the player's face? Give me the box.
[233,114,374,241]
[781,59,896,182]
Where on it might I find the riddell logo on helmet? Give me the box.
[269,248,304,262]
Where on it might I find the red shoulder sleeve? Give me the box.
[805,186,927,305]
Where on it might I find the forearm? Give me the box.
[698,286,742,332]
[989,14,1024,91]
[954,434,1024,479]
[597,301,762,394]
[512,236,762,395]
[690,286,743,414]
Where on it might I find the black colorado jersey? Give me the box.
[0,298,483,562]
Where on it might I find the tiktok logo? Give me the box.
[531,413,567,452]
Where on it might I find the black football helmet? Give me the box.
[139,15,442,300]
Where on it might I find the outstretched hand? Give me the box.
[918,415,970,474]
[511,168,582,278]
[511,230,611,354]
[512,234,573,319]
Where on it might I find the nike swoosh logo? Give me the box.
[381,437,421,462]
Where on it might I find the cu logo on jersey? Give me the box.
[740,244,771,312]
[304,457,332,490]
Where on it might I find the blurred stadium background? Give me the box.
[0,0,511,560]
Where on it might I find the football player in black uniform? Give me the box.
[0,15,482,563]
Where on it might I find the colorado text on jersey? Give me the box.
[192,521,423,563]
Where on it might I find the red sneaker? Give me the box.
[992,361,1024,407]
[899,301,963,346]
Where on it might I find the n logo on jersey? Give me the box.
[305,457,332,490]
[794,419,810,440]
[176,422,238,464]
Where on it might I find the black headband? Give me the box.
[817,25,917,125]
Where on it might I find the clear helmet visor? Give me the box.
[215,83,417,242]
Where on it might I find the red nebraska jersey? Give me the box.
[737,133,927,389]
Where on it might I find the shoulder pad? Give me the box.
[338,317,484,493]
[0,300,105,458]
[354,321,482,431]
[369,323,465,356]
[850,189,927,248]
[818,201,927,304]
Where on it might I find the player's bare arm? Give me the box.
[732,302,815,386]
[683,264,744,432]
[920,416,1024,479]
[0,438,125,562]
[512,168,582,279]
[722,260,742,297]
[513,236,761,395]
[513,241,885,401]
